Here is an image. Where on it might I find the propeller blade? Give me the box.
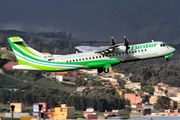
[111,36,116,46]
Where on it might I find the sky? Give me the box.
[0,0,180,43]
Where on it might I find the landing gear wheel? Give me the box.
[97,68,104,73]
[166,58,170,61]
[103,68,109,73]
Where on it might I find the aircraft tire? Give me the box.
[166,58,170,61]
[103,68,109,73]
[97,68,104,73]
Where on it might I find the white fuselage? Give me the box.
[53,41,175,64]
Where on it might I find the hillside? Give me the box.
[0,30,179,87]
[1,1,180,43]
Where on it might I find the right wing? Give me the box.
[75,43,125,54]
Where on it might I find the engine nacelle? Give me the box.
[113,46,126,52]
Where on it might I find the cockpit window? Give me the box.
[160,43,167,47]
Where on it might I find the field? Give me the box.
[0,73,76,91]
[35,78,76,91]
[0,73,29,88]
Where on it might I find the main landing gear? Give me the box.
[97,63,111,73]
[97,67,109,73]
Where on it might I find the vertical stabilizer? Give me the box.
[7,37,44,64]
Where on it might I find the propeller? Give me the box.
[110,36,116,46]
[124,36,130,56]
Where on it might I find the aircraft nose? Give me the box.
[172,47,176,52]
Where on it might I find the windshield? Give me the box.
[160,43,167,47]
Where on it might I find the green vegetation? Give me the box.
[75,111,84,118]
[35,78,76,91]
[12,73,35,80]
[141,85,155,95]
[156,96,171,110]
[114,59,180,87]
[0,73,27,88]
[0,104,10,109]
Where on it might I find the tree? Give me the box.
[156,96,171,110]
[141,85,155,95]
[1,53,9,59]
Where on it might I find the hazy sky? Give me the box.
[0,0,180,43]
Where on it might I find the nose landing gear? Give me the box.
[166,58,170,61]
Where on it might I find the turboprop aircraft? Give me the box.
[7,36,175,73]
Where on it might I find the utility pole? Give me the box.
[38,104,42,120]
[11,105,15,120]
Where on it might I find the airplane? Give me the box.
[7,36,175,73]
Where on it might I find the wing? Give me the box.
[75,43,125,54]
[75,46,110,52]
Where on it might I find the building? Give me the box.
[106,72,124,78]
[3,62,18,70]
[153,83,169,96]
[149,95,161,104]
[54,104,75,119]
[124,93,149,105]
[131,108,151,118]
[170,97,180,108]
[128,116,180,120]
[125,81,141,91]
[116,90,125,96]
[83,108,97,118]
[10,103,24,113]
[76,86,88,95]
[104,110,120,118]
[150,109,180,116]
[168,87,178,97]
[1,47,7,50]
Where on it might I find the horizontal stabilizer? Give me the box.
[13,65,40,70]
[10,37,24,43]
